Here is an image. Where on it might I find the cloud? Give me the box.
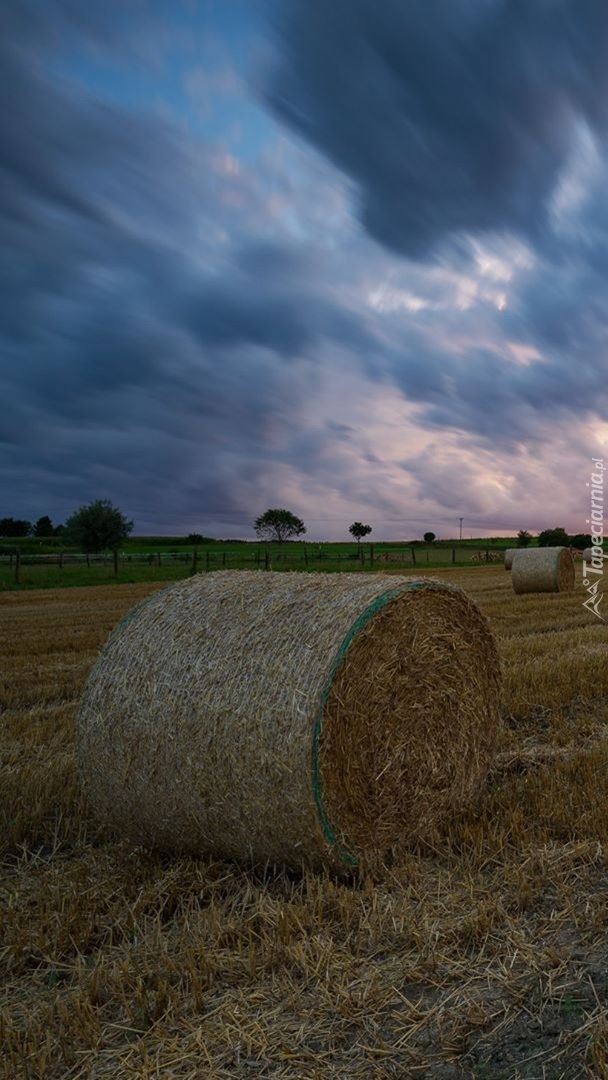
[0,7,386,533]
[1,1,607,539]
[265,0,608,258]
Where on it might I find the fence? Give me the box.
[0,545,505,586]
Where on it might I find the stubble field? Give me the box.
[2,567,608,1079]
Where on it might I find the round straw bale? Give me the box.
[77,572,501,871]
[504,548,519,570]
[511,547,575,594]
[584,546,605,564]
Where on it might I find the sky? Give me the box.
[2,0,608,541]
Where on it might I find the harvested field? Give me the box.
[2,567,608,1079]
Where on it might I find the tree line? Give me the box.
[0,516,57,538]
[253,510,437,543]
[0,503,591,551]
[0,501,133,552]
[519,527,593,549]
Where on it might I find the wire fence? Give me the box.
[0,544,507,587]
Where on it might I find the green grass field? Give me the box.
[4,535,520,555]
[0,539,514,590]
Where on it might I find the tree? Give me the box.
[65,499,133,553]
[349,522,372,544]
[516,529,532,547]
[254,508,306,542]
[0,517,31,537]
[34,515,54,537]
[538,527,569,547]
[571,533,592,549]
[423,531,436,543]
[186,533,206,545]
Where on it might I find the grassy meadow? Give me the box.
[2,565,608,1078]
[0,537,511,591]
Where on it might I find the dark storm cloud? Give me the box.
[185,278,314,357]
[3,0,608,536]
[266,0,608,258]
[372,263,608,445]
[0,4,382,529]
[184,251,375,358]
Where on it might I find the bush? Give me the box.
[538,527,570,547]
[65,499,133,553]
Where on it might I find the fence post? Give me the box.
[59,552,64,570]
[452,547,456,564]
[86,553,90,568]
[264,545,270,571]
[205,551,210,572]
[304,544,308,566]
[113,549,119,576]
[485,548,490,563]
[9,553,13,569]
[15,550,20,585]
[410,546,417,566]
[370,544,374,567]
[192,547,198,574]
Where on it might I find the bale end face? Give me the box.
[318,583,501,864]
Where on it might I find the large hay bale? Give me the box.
[511,547,575,594]
[77,572,501,871]
[504,548,519,570]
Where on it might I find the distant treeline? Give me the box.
[1,516,593,551]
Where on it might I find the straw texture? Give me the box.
[504,548,519,570]
[511,547,575,594]
[77,572,501,871]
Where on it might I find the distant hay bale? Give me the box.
[511,547,575,594]
[504,548,519,570]
[584,546,605,564]
[77,572,501,872]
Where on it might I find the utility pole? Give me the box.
[459,517,463,540]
